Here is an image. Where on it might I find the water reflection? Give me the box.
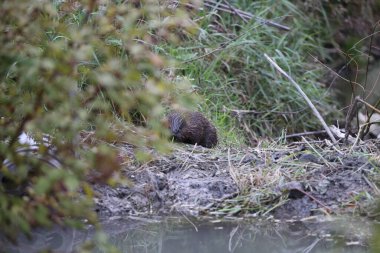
[2,217,372,253]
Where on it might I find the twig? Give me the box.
[329,125,357,144]
[344,96,359,141]
[264,54,337,143]
[350,124,364,153]
[230,108,304,116]
[181,46,225,64]
[309,54,364,91]
[176,0,290,31]
[356,97,380,114]
[302,238,322,253]
[222,0,249,23]
[362,174,380,196]
[290,140,325,145]
[344,96,380,142]
[180,144,198,171]
[283,130,327,139]
[204,0,290,31]
[301,137,332,168]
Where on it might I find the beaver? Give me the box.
[166,110,218,148]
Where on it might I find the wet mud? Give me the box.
[94,141,380,220]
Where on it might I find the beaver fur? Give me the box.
[166,110,218,148]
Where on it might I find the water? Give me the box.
[1,216,373,253]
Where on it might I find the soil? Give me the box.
[93,140,380,220]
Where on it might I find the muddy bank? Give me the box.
[94,140,380,220]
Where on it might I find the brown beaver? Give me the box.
[166,110,218,148]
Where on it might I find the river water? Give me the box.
[2,216,375,253]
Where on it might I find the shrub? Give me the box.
[0,0,196,238]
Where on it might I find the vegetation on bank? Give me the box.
[2,0,380,247]
[167,0,341,144]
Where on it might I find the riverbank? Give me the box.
[94,138,380,220]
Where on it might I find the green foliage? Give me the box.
[0,0,196,238]
[162,0,341,143]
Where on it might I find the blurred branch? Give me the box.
[0,89,43,165]
[7,89,44,149]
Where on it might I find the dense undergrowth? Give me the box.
[161,0,341,145]
[0,0,197,239]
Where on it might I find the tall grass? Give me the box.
[160,0,341,145]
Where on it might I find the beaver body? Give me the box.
[167,111,218,148]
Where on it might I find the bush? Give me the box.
[0,0,196,238]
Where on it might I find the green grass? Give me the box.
[59,0,342,147]
[157,0,341,146]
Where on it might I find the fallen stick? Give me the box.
[283,130,327,139]
[229,108,302,116]
[264,54,337,143]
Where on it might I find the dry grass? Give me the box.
[100,137,380,217]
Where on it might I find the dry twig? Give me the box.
[345,96,380,142]
[175,0,290,31]
[282,130,327,139]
